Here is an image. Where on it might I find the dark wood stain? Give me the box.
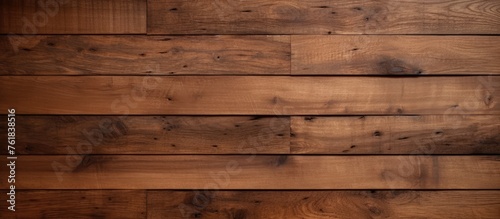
[377,57,423,75]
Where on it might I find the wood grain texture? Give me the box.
[1,76,498,115]
[148,0,500,34]
[0,0,146,34]
[1,155,498,189]
[148,190,500,219]
[4,115,498,155]
[0,190,146,218]
[0,35,290,75]
[292,36,500,75]
[0,116,289,154]
[291,115,500,154]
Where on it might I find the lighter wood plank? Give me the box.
[0,190,146,218]
[0,0,146,34]
[1,155,498,189]
[1,76,498,115]
[148,190,500,219]
[0,35,290,75]
[0,116,289,154]
[148,0,500,34]
[291,115,500,154]
[292,36,500,75]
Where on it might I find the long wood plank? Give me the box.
[1,76,498,115]
[148,190,500,218]
[292,36,500,75]
[148,0,500,34]
[0,116,289,154]
[0,0,146,34]
[3,115,498,155]
[291,115,500,154]
[1,155,498,189]
[0,190,146,218]
[0,35,290,75]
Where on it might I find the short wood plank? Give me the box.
[0,0,146,34]
[148,0,500,34]
[0,116,289,154]
[1,155,498,189]
[291,115,500,154]
[1,76,498,115]
[0,35,290,75]
[0,190,146,218]
[148,190,500,219]
[292,36,500,75]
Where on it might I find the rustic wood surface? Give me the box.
[291,115,500,154]
[148,190,500,219]
[148,0,500,34]
[292,36,500,75]
[1,76,497,115]
[0,35,290,75]
[1,115,498,155]
[0,116,289,154]
[1,155,498,189]
[1,0,499,218]
[0,0,146,34]
[2,190,498,218]
[0,190,146,218]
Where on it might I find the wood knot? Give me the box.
[304,116,316,121]
[378,57,423,75]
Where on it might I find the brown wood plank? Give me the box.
[3,115,497,155]
[0,35,290,75]
[0,190,146,218]
[148,0,500,34]
[1,155,498,189]
[291,115,500,154]
[292,36,500,75]
[1,76,498,115]
[148,190,500,219]
[0,0,146,34]
[0,116,289,154]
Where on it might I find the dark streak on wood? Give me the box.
[377,57,423,75]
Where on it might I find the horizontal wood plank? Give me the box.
[148,0,500,34]
[0,35,290,75]
[291,115,500,154]
[148,190,500,218]
[3,115,498,155]
[0,116,289,154]
[1,155,498,189]
[292,36,500,75]
[1,76,498,115]
[0,190,146,218]
[0,0,146,34]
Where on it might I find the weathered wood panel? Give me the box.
[3,115,498,155]
[1,155,498,189]
[0,190,146,218]
[148,0,500,34]
[291,115,500,154]
[2,0,499,218]
[1,76,497,115]
[0,35,290,75]
[148,190,500,219]
[0,0,146,34]
[0,116,289,154]
[292,36,500,75]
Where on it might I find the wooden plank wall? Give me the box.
[0,0,499,218]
